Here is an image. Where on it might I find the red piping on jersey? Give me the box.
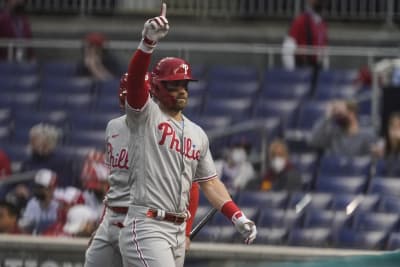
[126,50,151,109]
[186,182,199,236]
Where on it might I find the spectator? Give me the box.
[214,143,256,194]
[21,123,76,188]
[0,149,12,179]
[18,169,60,235]
[372,112,400,176]
[309,100,376,157]
[247,139,302,192]
[282,0,328,70]
[0,199,21,234]
[0,0,34,61]
[76,32,122,81]
[80,150,108,219]
[62,204,98,237]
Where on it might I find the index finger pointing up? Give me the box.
[160,2,167,17]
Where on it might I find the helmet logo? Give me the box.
[180,64,189,75]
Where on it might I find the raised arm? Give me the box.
[126,3,169,109]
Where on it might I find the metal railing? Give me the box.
[0,0,398,23]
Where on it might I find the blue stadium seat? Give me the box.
[294,100,329,130]
[207,80,259,99]
[288,228,332,247]
[95,78,120,97]
[261,82,310,100]
[0,61,38,76]
[41,77,93,94]
[263,68,312,84]
[367,177,400,198]
[353,212,400,232]
[202,99,252,119]
[0,126,11,144]
[315,176,367,194]
[314,84,356,100]
[184,97,203,117]
[40,93,93,112]
[258,208,304,228]
[95,96,122,113]
[191,115,232,131]
[188,81,207,99]
[0,92,40,112]
[41,61,77,77]
[192,206,212,229]
[252,99,299,127]
[253,227,287,245]
[304,210,350,230]
[208,65,259,82]
[237,191,289,209]
[191,64,206,79]
[195,225,236,243]
[69,111,119,131]
[317,69,358,85]
[0,108,11,128]
[0,75,39,93]
[318,155,371,176]
[288,192,333,211]
[65,130,105,149]
[332,194,380,213]
[379,195,400,213]
[283,129,315,153]
[334,228,388,250]
[290,153,318,176]
[386,232,400,250]
[1,143,29,163]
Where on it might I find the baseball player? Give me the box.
[118,3,257,267]
[84,73,199,267]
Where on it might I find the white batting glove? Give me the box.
[231,211,257,244]
[139,2,169,53]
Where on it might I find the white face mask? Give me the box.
[230,148,246,164]
[270,157,286,173]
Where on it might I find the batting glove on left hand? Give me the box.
[139,3,169,52]
[232,211,257,244]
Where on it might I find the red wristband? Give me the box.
[221,200,241,220]
[143,36,157,46]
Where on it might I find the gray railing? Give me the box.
[0,0,398,23]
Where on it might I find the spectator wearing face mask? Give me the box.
[309,100,376,157]
[214,144,256,194]
[18,169,60,235]
[247,139,302,192]
[372,112,400,176]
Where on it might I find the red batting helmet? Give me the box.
[151,57,197,108]
[118,72,150,109]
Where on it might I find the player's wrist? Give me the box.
[221,200,241,221]
[138,38,156,53]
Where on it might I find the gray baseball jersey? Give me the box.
[119,97,217,267]
[85,115,133,267]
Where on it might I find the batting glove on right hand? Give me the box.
[139,3,169,52]
[232,211,257,244]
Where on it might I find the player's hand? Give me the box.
[231,211,257,244]
[142,3,169,47]
[185,236,191,252]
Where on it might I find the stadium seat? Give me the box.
[318,155,371,176]
[379,195,400,213]
[95,78,120,97]
[252,99,299,127]
[253,227,287,245]
[263,68,312,84]
[207,80,259,99]
[367,177,400,198]
[304,210,350,230]
[353,212,400,232]
[294,100,328,130]
[95,96,122,113]
[191,115,232,131]
[65,130,105,149]
[332,193,380,213]
[315,176,367,194]
[236,190,289,209]
[261,82,310,101]
[184,97,202,117]
[386,232,400,250]
[40,93,93,112]
[290,152,318,176]
[69,111,119,131]
[195,225,235,243]
[334,228,388,250]
[314,84,356,100]
[0,108,11,128]
[316,69,358,85]
[288,192,333,211]
[41,77,93,94]
[258,208,304,228]
[41,61,78,77]
[208,65,259,82]
[202,99,252,119]
[288,227,333,247]
[0,61,38,76]
[0,75,39,93]
[1,143,29,163]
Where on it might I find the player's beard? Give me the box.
[173,97,187,111]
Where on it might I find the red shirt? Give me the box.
[289,11,328,66]
[0,150,11,179]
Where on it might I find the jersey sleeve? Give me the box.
[185,182,199,237]
[126,49,152,109]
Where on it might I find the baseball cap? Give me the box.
[63,205,97,235]
[34,169,57,188]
